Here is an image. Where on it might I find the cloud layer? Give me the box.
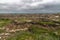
[0,0,60,13]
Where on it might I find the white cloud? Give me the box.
[0,0,21,4]
[0,0,60,13]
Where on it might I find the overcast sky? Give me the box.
[0,0,60,13]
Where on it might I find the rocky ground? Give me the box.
[0,14,60,40]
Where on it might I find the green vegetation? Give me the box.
[0,14,60,40]
[7,31,35,40]
[7,25,60,40]
[0,18,12,27]
[0,29,5,33]
[38,21,56,25]
[0,18,59,40]
[17,17,28,22]
[29,25,49,34]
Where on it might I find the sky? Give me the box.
[0,0,60,13]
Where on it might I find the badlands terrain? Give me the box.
[0,13,60,40]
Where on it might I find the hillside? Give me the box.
[0,14,60,40]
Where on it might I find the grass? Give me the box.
[7,31,35,40]
[0,18,59,40]
[28,25,49,34]
[0,18,12,27]
[39,21,56,25]
[0,29,5,33]
[6,25,60,40]
[17,17,27,22]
